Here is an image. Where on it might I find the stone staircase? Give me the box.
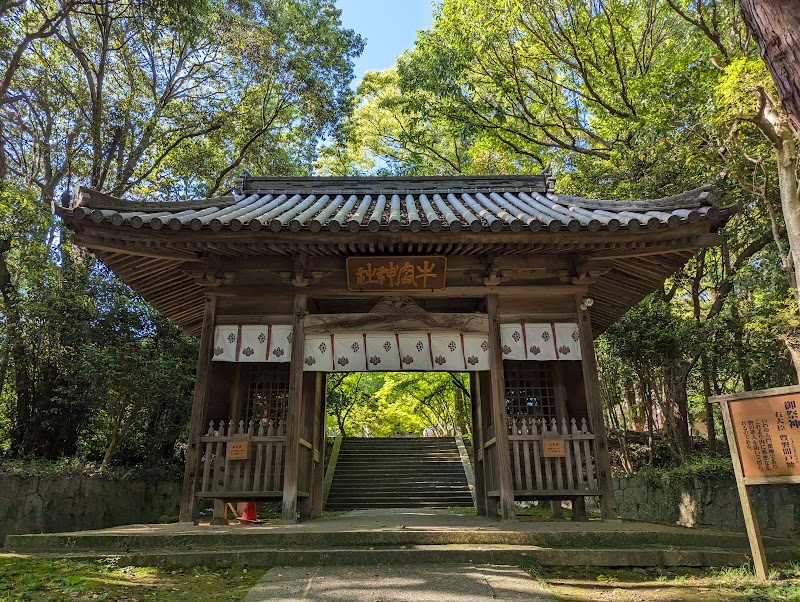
[326,437,473,509]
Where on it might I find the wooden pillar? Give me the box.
[299,371,317,521]
[229,364,244,424]
[311,372,326,519]
[486,295,516,519]
[479,371,498,518]
[469,372,487,517]
[179,294,217,523]
[282,294,307,521]
[575,293,617,520]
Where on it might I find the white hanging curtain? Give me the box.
[500,323,582,361]
[212,325,291,363]
[212,322,580,367]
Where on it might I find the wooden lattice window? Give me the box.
[503,360,557,422]
[243,363,290,423]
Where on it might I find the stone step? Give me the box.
[328,484,470,491]
[326,494,473,502]
[21,545,795,569]
[6,524,785,553]
[328,437,471,509]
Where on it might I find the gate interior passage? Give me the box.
[56,174,733,522]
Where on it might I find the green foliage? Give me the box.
[0,556,265,601]
[325,371,471,437]
[639,454,734,487]
[0,0,363,466]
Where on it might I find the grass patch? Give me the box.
[447,506,476,515]
[527,563,800,601]
[0,555,265,601]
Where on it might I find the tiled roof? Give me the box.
[61,176,727,234]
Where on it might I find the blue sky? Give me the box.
[336,0,436,85]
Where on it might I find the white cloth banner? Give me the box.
[214,323,581,366]
[553,323,582,360]
[365,333,402,371]
[500,323,581,361]
[304,334,333,370]
[397,332,433,371]
[213,325,239,362]
[462,334,490,370]
[522,323,558,361]
[332,333,368,372]
[213,324,292,362]
[500,324,527,360]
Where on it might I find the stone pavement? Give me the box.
[244,563,554,601]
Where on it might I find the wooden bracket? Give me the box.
[182,254,237,287]
[278,255,324,288]
[482,258,511,286]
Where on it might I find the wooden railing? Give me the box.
[508,417,599,497]
[197,419,287,499]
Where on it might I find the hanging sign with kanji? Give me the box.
[347,256,447,291]
[728,392,800,478]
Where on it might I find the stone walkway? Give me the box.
[244,564,554,601]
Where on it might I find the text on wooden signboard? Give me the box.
[542,439,566,458]
[729,393,800,478]
[347,256,446,291]
[227,437,250,461]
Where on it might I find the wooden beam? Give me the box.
[282,294,307,521]
[575,293,617,520]
[74,234,202,262]
[486,295,515,519]
[214,284,588,299]
[179,293,217,523]
[215,314,294,325]
[305,312,489,333]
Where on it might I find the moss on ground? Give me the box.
[526,563,800,601]
[0,555,265,601]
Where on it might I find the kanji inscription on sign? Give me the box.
[227,437,250,460]
[347,256,447,291]
[542,439,566,458]
[729,393,800,478]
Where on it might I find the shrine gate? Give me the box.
[56,174,732,522]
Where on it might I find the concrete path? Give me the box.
[244,563,555,601]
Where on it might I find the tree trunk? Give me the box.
[701,353,717,453]
[665,359,692,454]
[782,332,800,384]
[741,0,800,139]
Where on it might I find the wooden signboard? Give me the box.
[347,256,446,291]
[227,437,250,460]
[711,385,800,581]
[542,439,566,458]
[729,392,800,480]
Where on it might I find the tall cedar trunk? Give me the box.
[665,359,692,454]
[701,353,717,453]
[782,333,800,383]
[741,1,800,139]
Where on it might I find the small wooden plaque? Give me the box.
[227,439,250,460]
[347,256,446,291]
[542,439,566,458]
[729,393,800,479]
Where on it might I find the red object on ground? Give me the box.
[242,501,257,522]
